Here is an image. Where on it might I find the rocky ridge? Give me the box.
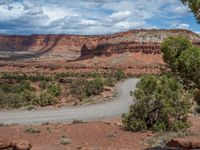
[0,29,199,61]
[0,29,199,75]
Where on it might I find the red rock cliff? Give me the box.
[0,29,199,61]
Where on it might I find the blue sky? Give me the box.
[0,0,199,35]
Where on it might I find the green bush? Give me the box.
[1,73,51,81]
[161,36,192,72]
[70,78,87,101]
[39,80,47,90]
[0,91,25,108]
[104,77,116,87]
[161,36,200,110]
[114,69,126,81]
[21,90,37,104]
[85,77,104,96]
[122,75,191,132]
[47,83,61,97]
[177,46,200,88]
[0,81,34,94]
[36,91,57,107]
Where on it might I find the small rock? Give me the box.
[60,137,71,145]
[114,122,122,126]
[12,139,32,150]
[0,138,12,149]
[167,137,200,149]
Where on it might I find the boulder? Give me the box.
[0,138,12,149]
[167,137,200,149]
[12,139,32,150]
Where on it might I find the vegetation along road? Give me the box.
[0,78,138,125]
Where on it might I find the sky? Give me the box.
[0,0,199,35]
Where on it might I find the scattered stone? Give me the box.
[114,122,122,126]
[12,139,32,150]
[60,136,71,145]
[0,138,12,149]
[167,137,200,149]
[106,132,117,138]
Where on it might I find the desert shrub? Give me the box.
[1,73,28,81]
[24,127,40,133]
[0,92,25,108]
[39,80,47,90]
[28,74,51,81]
[104,77,116,87]
[161,36,200,111]
[113,69,126,81]
[122,75,191,132]
[21,90,37,104]
[85,77,104,96]
[36,91,57,107]
[70,78,87,101]
[72,119,85,124]
[0,81,34,94]
[161,36,192,72]
[47,83,61,97]
[177,46,200,88]
[1,73,51,81]
[91,72,102,78]
[54,72,70,79]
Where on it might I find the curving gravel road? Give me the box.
[0,78,138,125]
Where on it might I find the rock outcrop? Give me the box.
[167,137,200,149]
[0,29,199,75]
[0,138,31,150]
[0,29,199,61]
[81,42,161,57]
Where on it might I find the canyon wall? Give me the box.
[0,29,199,61]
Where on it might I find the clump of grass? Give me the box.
[24,127,41,134]
[0,123,8,127]
[71,119,85,124]
[106,131,117,138]
[146,131,192,149]
[60,135,71,145]
[42,122,50,126]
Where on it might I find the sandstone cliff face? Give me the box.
[0,29,199,61]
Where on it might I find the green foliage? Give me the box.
[0,81,34,93]
[0,81,37,108]
[47,83,61,97]
[21,90,37,104]
[0,92,24,108]
[122,75,191,132]
[0,71,119,109]
[104,77,116,87]
[85,77,104,97]
[114,69,126,81]
[39,80,47,90]
[177,46,200,88]
[181,0,200,23]
[161,36,192,72]
[1,73,51,81]
[36,91,57,107]
[70,78,87,101]
[54,72,102,79]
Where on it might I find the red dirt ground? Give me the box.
[0,118,153,150]
[1,116,200,150]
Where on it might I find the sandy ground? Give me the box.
[0,118,153,150]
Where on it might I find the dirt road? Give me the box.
[0,78,138,125]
